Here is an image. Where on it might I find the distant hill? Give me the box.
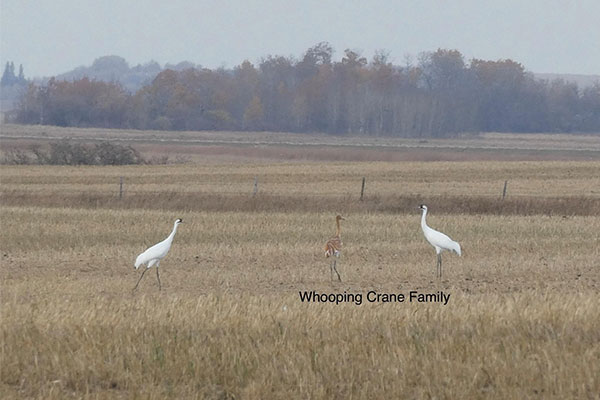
[534,73,600,88]
[53,55,201,93]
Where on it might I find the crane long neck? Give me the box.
[421,209,428,231]
[336,219,341,237]
[166,223,179,243]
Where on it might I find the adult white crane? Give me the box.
[324,215,345,281]
[132,218,183,292]
[418,205,461,279]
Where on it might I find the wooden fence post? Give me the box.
[502,180,508,200]
[119,177,123,199]
[360,177,366,201]
[253,176,258,196]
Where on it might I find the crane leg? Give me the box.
[333,258,342,282]
[330,260,333,281]
[133,268,148,292]
[437,254,443,279]
[156,267,161,291]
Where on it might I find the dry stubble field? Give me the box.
[1,128,600,399]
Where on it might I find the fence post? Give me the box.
[502,180,508,200]
[119,177,123,199]
[253,176,258,196]
[360,177,366,201]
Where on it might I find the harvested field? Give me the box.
[1,127,599,398]
[2,124,600,162]
[1,161,600,215]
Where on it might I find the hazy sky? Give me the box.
[2,0,599,78]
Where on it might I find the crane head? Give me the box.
[175,218,183,224]
[336,215,345,221]
[419,204,428,212]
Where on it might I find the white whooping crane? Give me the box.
[419,205,461,279]
[132,218,183,292]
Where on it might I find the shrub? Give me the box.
[2,140,145,165]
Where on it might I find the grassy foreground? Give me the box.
[1,160,600,399]
[3,291,598,399]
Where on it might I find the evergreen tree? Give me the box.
[1,61,15,86]
[18,64,25,83]
[2,61,28,86]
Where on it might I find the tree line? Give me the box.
[1,62,27,87]
[11,44,600,137]
[1,62,29,113]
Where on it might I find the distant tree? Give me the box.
[1,61,16,86]
[10,48,600,135]
[1,62,10,85]
[243,95,264,130]
[259,55,296,130]
[330,49,368,134]
[366,50,396,135]
[296,42,333,80]
[471,58,529,131]
[15,78,130,127]
[546,79,580,132]
[420,49,466,91]
[133,68,240,131]
[579,83,600,132]
[18,64,25,83]
[417,49,478,137]
[293,43,334,131]
[233,60,260,124]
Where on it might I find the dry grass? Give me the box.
[2,191,600,216]
[2,291,599,399]
[2,161,600,215]
[2,161,599,196]
[2,160,600,398]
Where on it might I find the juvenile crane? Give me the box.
[419,205,461,279]
[324,215,345,281]
[133,218,183,292]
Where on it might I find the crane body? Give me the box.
[133,218,182,291]
[419,205,460,278]
[324,215,345,281]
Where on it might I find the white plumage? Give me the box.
[419,205,461,278]
[132,218,182,291]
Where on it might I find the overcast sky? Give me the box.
[2,0,599,79]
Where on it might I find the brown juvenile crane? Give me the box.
[324,215,345,281]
